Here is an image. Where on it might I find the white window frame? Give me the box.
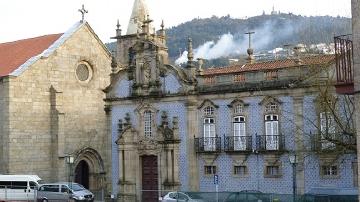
[203,117,216,151]
[265,114,279,150]
[204,106,215,116]
[234,104,244,114]
[144,111,153,138]
[321,165,338,177]
[233,116,246,150]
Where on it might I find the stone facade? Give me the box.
[0,22,112,192]
[0,77,9,173]
[351,0,360,199]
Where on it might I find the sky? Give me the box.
[0,0,352,44]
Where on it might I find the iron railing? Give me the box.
[224,135,253,153]
[256,135,285,152]
[334,34,354,94]
[310,132,356,152]
[194,137,221,153]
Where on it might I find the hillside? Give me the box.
[106,13,351,64]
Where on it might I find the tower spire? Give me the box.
[127,0,154,35]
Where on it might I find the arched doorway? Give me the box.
[73,147,106,191]
[74,160,90,189]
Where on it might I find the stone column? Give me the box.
[117,129,137,202]
[104,105,113,194]
[293,96,305,194]
[352,0,360,199]
[186,98,199,191]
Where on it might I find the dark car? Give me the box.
[224,190,270,202]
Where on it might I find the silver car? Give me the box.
[37,182,94,202]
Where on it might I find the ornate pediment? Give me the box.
[137,136,162,155]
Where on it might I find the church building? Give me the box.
[0,20,112,193]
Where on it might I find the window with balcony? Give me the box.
[196,100,220,153]
[265,114,279,150]
[233,116,246,151]
[204,118,216,151]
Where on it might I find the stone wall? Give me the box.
[0,77,9,173]
[7,24,111,183]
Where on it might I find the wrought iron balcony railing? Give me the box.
[224,135,253,153]
[194,137,221,153]
[256,135,285,152]
[310,132,356,152]
[334,34,354,94]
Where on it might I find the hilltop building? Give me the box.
[106,0,357,201]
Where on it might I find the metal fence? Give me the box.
[0,186,105,202]
[157,191,358,202]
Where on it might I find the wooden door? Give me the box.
[142,155,158,202]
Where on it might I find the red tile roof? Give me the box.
[0,34,63,77]
[203,55,335,76]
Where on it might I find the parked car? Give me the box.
[37,182,94,202]
[160,191,204,202]
[224,190,270,202]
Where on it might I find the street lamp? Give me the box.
[65,155,75,189]
[289,153,297,202]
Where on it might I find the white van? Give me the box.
[0,175,42,201]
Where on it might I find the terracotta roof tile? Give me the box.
[0,34,63,77]
[203,55,335,76]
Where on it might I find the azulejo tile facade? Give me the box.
[104,1,357,201]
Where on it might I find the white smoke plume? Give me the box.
[175,20,295,65]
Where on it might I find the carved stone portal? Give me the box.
[116,112,181,202]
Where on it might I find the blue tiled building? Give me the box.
[104,1,357,201]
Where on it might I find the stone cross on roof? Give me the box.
[78,4,88,23]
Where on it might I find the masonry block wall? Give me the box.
[0,77,9,173]
[5,25,111,183]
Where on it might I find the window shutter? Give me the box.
[210,124,216,137]
[234,123,240,136]
[240,122,246,136]
[266,122,272,136]
[272,121,279,136]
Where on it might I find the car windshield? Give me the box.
[69,183,85,191]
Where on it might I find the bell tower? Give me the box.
[112,0,168,96]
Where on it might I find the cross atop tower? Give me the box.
[245,31,255,49]
[78,4,88,23]
[245,31,255,63]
